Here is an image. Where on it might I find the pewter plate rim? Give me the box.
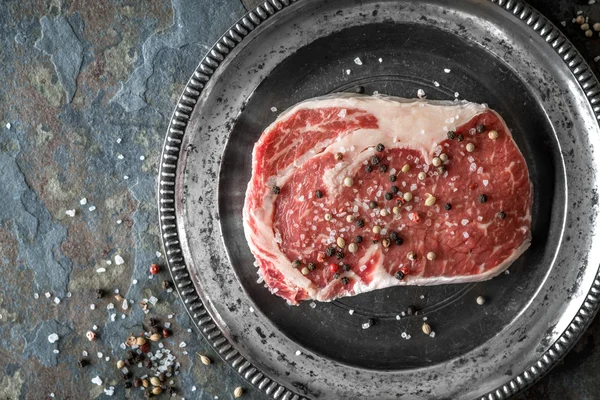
[158,0,600,399]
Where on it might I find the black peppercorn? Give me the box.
[78,358,89,368]
[476,123,486,133]
[385,193,393,201]
[444,203,452,211]
[325,247,335,257]
[369,200,378,209]
[390,185,399,194]
[370,156,380,165]
[437,165,447,174]
[376,143,385,152]
[158,372,166,382]
[125,350,134,360]
[292,260,301,268]
[390,231,398,241]
[365,164,373,173]
[394,271,405,280]
[95,289,105,299]
[395,237,404,245]
[379,164,388,173]
[355,235,363,243]
[389,174,397,182]
[342,264,351,271]
[272,186,281,194]
[356,219,365,228]
[124,381,132,389]
[144,359,153,368]
[447,131,456,140]
[150,318,160,327]
[315,190,323,199]
[497,211,507,220]
[341,277,350,285]
[478,194,488,203]
[355,85,365,94]
[336,251,344,260]
[151,326,161,334]
[307,262,316,271]
[457,134,464,142]
[333,272,340,279]
[161,280,171,290]
[168,387,177,395]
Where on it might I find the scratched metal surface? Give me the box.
[1,0,600,399]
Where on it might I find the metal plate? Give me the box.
[159,0,600,398]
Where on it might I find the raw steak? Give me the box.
[243,94,532,305]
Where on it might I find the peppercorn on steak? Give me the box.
[243,94,532,305]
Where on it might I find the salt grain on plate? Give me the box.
[179,342,187,348]
[295,350,302,356]
[117,154,124,160]
[96,268,106,273]
[140,155,145,160]
[378,58,383,62]
[45,292,51,298]
[444,68,451,73]
[54,297,60,304]
[48,333,59,343]
[79,198,87,205]
[65,209,76,217]
[90,304,95,310]
[5,123,10,129]
[123,175,129,180]
[417,89,426,98]
[89,205,96,211]
[91,376,103,386]
[433,81,440,87]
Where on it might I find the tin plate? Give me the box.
[159,0,600,398]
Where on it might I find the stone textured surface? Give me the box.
[0,0,599,399]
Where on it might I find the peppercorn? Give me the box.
[124,381,132,389]
[168,387,177,395]
[336,251,344,260]
[333,273,340,279]
[78,358,89,368]
[151,325,161,335]
[395,237,404,245]
[355,85,365,94]
[272,186,281,194]
[162,328,171,338]
[334,152,343,161]
[497,211,506,220]
[457,134,464,142]
[144,359,153,368]
[447,131,456,140]
[292,260,301,268]
[356,219,365,228]
[376,143,385,152]
[307,262,316,271]
[476,124,486,133]
[389,231,398,241]
[149,264,160,275]
[407,306,415,315]
[342,264,351,271]
[161,280,171,290]
[385,192,393,201]
[369,200,378,209]
[315,190,324,199]
[140,343,150,353]
[365,164,373,173]
[394,271,405,280]
[133,378,143,388]
[379,164,388,173]
[325,247,335,257]
[355,235,363,243]
[158,372,166,382]
[478,194,488,203]
[437,165,446,174]
[370,156,380,165]
[390,185,399,194]
[389,174,396,182]
[444,203,452,211]
[341,277,350,285]
[95,289,105,299]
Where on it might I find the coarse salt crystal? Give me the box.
[48,333,59,343]
[54,297,60,304]
[117,154,124,160]
[88,205,96,211]
[114,255,124,265]
[354,57,363,65]
[116,219,122,224]
[96,268,106,273]
[348,310,354,315]
[90,304,95,310]
[148,296,158,305]
[65,209,76,217]
[417,89,426,98]
[378,58,383,62]
[346,69,351,75]
[123,175,129,180]
[295,350,302,356]
[116,138,122,143]
[34,293,39,299]
[179,342,187,348]
[310,302,316,309]
[461,219,469,226]
[79,198,87,205]
[396,315,401,320]
[483,179,489,186]
[270,106,277,112]
[45,292,51,298]
[5,123,11,129]
[433,81,440,87]
[132,279,138,284]
[140,155,145,160]
[91,376,103,386]
[107,303,114,310]
[454,92,459,98]
[463,232,469,238]
[444,68,451,73]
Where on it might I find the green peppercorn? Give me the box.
[476,124,486,133]
[365,165,373,173]
[315,190,323,199]
[307,262,316,271]
[385,193,393,201]
[376,143,385,152]
[355,235,363,243]
[341,277,350,285]
[444,203,452,210]
[394,271,405,280]
[478,194,488,203]
[390,185,399,194]
[447,131,456,140]
[497,211,506,220]
[325,247,335,257]
[292,260,301,268]
[389,175,397,182]
[342,264,351,271]
[379,164,388,173]
[356,219,365,228]
[370,156,380,166]
[369,200,378,209]
[272,186,281,194]
[457,134,464,142]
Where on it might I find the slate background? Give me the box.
[0,0,598,399]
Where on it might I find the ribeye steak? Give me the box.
[243,94,532,305]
